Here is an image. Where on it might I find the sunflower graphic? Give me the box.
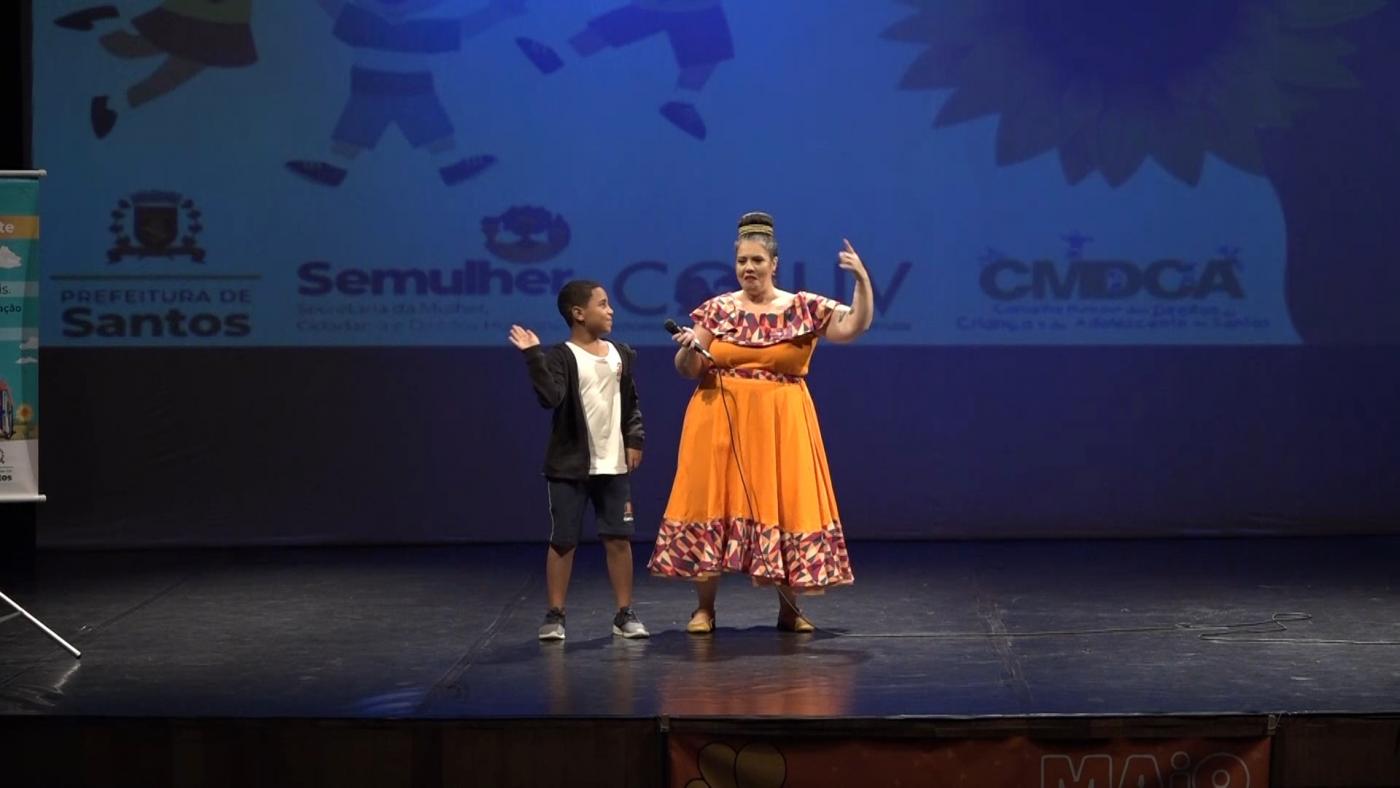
[885,0,1387,186]
[17,403,34,424]
[685,742,786,788]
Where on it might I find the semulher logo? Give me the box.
[297,204,576,297]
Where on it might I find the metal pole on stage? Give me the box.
[0,497,75,661]
[0,589,81,659]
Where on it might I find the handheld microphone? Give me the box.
[663,319,714,361]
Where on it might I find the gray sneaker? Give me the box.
[612,607,649,639]
[538,608,565,641]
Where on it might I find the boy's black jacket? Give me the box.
[520,341,645,479]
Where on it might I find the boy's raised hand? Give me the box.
[509,324,540,350]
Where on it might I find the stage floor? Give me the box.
[2,537,1399,720]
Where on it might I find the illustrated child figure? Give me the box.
[516,0,733,140]
[286,0,527,187]
[56,0,259,139]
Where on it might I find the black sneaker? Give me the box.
[538,608,565,641]
[517,37,564,74]
[611,607,649,639]
[90,96,117,139]
[660,101,707,140]
[285,160,349,187]
[55,6,121,32]
[438,155,497,185]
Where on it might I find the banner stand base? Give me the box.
[0,501,76,658]
[0,589,82,659]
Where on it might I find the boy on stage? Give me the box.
[509,280,649,640]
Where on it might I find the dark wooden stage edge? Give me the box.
[3,713,1397,787]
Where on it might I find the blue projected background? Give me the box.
[33,0,1398,348]
[24,0,1400,547]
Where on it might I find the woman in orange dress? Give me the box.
[648,211,874,633]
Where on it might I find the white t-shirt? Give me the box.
[565,341,627,475]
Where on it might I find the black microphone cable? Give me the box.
[667,323,1384,648]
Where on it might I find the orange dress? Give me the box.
[648,291,854,591]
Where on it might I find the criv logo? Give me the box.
[1041,752,1251,788]
[613,259,913,317]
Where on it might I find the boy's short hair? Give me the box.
[557,280,603,326]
